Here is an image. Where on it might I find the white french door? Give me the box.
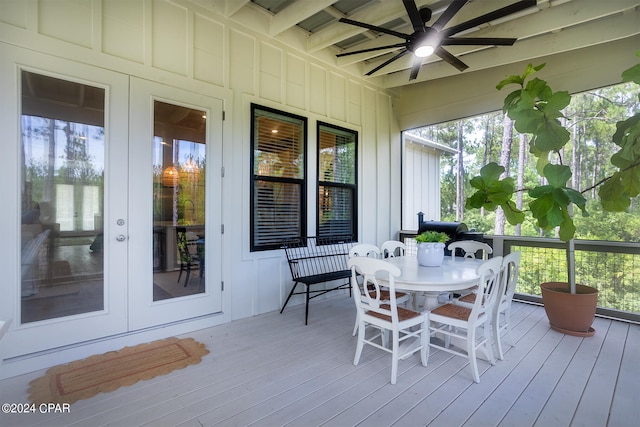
[128,78,223,329]
[0,44,129,357]
[0,45,223,359]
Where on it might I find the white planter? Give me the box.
[417,242,445,267]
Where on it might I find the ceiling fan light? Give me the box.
[415,44,435,58]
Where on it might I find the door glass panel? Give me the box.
[20,70,105,323]
[152,101,206,300]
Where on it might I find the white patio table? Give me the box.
[375,255,484,359]
[377,255,483,310]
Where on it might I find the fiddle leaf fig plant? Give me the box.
[467,52,640,243]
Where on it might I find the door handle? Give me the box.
[116,234,127,242]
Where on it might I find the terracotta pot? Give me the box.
[540,282,598,337]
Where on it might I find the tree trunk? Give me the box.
[495,114,513,235]
[515,133,527,236]
[456,121,465,221]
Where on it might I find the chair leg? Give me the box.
[484,322,496,366]
[352,313,359,336]
[280,282,299,314]
[354,323,365,365]
[391,329,400,385]
[467,327,480,383]
[305,284,310,325]
[184,265,191,287]
[177,266,183,283]
[381,329,390,348]
[493,317,504,361]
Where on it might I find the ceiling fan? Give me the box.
[337,0,536,80]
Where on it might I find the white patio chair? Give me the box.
[448,240,493,260]
[349,243,409,336]
[455,252,521,360]
[446,240,493,301]
[493,251,521,360]
[348,243,381,259]
[427,256,503,383]
[380,240,406,258]
[348,256,428,385]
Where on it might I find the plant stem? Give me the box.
[581,159,640,194]
[566,239,576,294]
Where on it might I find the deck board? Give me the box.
[0,297,638,427]
[533,317,610,427]
[608,323,640,427]
[573,319,627,426]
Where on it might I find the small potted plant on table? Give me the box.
[415,231,449,267]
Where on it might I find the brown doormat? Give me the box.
[28,337,209,404]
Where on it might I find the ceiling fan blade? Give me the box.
[435,46,468,72]
[441,37,517,46]
[339,18,409,40]
[409,55,423,80]
[431,0,468,32]
[443,0,537,37]
[336,43,408,57]
[365,49,411,76]
[402,0,425,32]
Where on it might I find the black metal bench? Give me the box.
[280,235,354,324]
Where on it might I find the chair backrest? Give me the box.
[468,256,503,321]
[348,257,401,322]
[500,251,521,308]
[448,240,493,260]
[380,240,406,258]
[176,227,192,262]
[349,243,381,259]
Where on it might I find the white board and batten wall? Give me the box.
[402,133,457,231]
[0,0,402,375]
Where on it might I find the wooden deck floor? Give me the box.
[1,297,638,427]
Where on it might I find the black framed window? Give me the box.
[317,122,357,239]
[250,104,307,251]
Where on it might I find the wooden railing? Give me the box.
[399,231,640,323]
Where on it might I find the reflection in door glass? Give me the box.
[20,71,105,323]
[152,101,206,301]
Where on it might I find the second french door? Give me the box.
[128,78,223,329]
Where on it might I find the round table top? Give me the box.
[379,255,483,292]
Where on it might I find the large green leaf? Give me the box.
[542,91,571,112]
[542,164,571,188]
[620,166,640,196]
[533,117,570,152]
[466,191,490,209]
[496,63,545,90]
[524,77,549,99]
[529,192,554,219]
[564,188,588,213]
[501,200,525,225]
[466,163,522,217]
[558,211,576,241]
[622,63,640,84]
[502,89,523,113]
[480,162,505,183]
[599,175,632,211]
[613,115,640,146]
